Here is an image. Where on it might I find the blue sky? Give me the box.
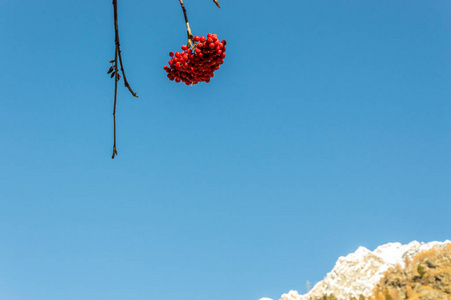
[0,1,450,299]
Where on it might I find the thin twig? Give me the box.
[178,0,194,47]
[112,46,119,159]
[113,0,138,98]
[111,0,138,159]
[118,48,138,97]
[213,0,221,8]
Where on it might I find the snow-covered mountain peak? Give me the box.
[261,240,451,300]
[339,246,371,262]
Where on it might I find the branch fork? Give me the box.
[111,0,138,159]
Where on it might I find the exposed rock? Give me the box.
[262,240,451,300]
[371,243,451,300]
[306,241,451,300]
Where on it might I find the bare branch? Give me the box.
[112,46,119,159]
[118,48,138,97]
[213,0,221,8]
[113,0,138,98]
[111,0,138,159]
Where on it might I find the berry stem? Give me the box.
[178,0,194,47]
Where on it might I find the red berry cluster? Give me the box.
[164,33,227,85]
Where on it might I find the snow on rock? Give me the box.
[305,240,450,299]
[280,290,304,300]
[265,240,451,300]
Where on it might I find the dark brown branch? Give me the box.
[118,48,138,97]
[111,0,138,159]
[178,0,194,47]
[112,46,119,159]
[113,0,138,98]
[213,0,221,8]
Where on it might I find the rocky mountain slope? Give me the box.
[261,240,450,300]
[371,243,451,300]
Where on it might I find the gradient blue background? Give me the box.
[0,1,450,299]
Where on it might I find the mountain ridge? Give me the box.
[261,240,451,300]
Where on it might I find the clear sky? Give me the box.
[0,1,450,300]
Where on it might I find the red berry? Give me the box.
[164,33,227,85]
[169,52,174,57]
